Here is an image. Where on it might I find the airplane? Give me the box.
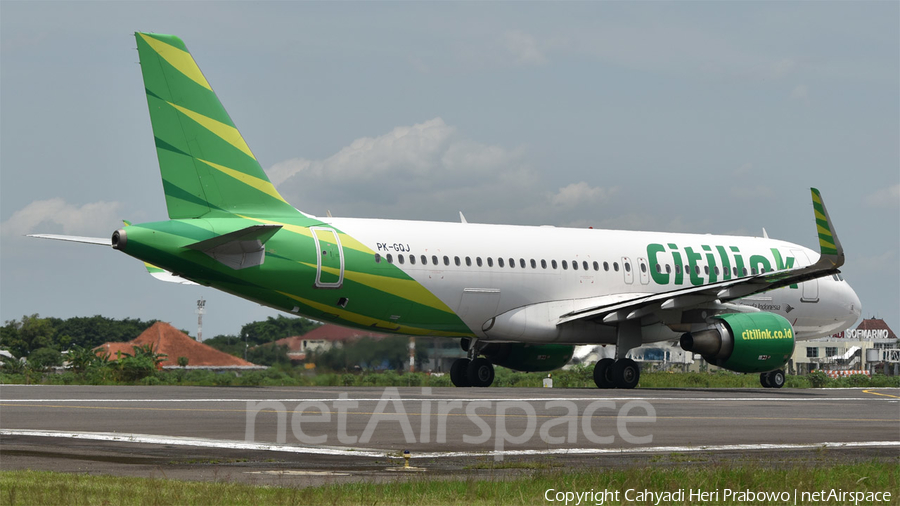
[31,33,862,389]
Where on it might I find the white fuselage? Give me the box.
[328,217,862,345]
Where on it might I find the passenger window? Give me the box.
[685,266,691,274]
[640,263,646,273]
[387,254,394,264]
[613,262,619,272]
[551,260,558,269]
[444,256,450,266]
[694,265,699,274]
[476,257,483,267]
[510,258,516,268]
[409,255,415,265]
[583,261,589,271]
[733,267,738,276]
[466,257,472,267]
[498,258,504,267]
[624,262,631,272]
[399,254,405,264]
[541,259,547,269]
[742,268,747,276]
[703,266,708,275]
[751,268,757,275]
[593,261,599,271]
[572,261,578,271]
[530,259,536,269]
[375,253,382,263]
[665,264,671,274]
[487,257,493,267]
[714,266,720,275]
[422,255,428,265]
[603,261,609,271]
[454,256,461,266]
[562,260,568,270]
[655,264,661,273]
[432,255,438,265]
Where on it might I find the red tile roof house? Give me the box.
[97,321,265,371]
[263,324,389,362]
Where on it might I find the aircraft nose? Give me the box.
[843,280,862,323]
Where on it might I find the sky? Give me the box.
[1,2,898,340]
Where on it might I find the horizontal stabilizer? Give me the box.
[144,262,198,285]
[185,224,281,270]
[28,234,111,246]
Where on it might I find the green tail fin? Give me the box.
[135,33,299,219]
[810,187,844,267]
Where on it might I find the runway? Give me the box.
[2,385,898,484]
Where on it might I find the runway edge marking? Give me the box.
[2,429,897,460]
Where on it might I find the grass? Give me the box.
[1,460,897,505]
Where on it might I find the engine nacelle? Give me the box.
[480,343,575,373]
[680,312,795,373]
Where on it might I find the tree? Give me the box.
[115,344,167,382]
[239,316,320,346]
[247,344,291,367]
[314,336,428,371]
[2,314,57,356]
[27,347,63,371]
[203,334,245,356]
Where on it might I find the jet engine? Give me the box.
[680,313,795,373]
[479,343,575,372]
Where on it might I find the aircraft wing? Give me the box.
[558,188,843,326]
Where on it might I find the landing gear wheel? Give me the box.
[593,358,615,389]
[450,358,470,387]
[767,369,785,389]
[760,372,773,388]
[612,358,640,389]
[466,358,495,387]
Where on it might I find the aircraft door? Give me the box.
[637,257,650,285]
[311,227,344,289]
[791,249,819,302]
[622,257,634,285]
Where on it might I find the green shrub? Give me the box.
[807,370,829,388]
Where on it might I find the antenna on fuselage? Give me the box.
[459,212,468,224]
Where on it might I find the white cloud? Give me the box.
[866,184,900,208]
[733,163,754,177]
[502,30,548,66]
[550,182,618,208]
[1,198,123,237]
[770,59,797,79]
[267,118,620,225]
[730,185,775,201]
[791,84,809,101]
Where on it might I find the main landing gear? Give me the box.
[450,338,495,387]
[760,369,785,388]
[593,358,640,389]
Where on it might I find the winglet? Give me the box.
[810,188,843,267]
